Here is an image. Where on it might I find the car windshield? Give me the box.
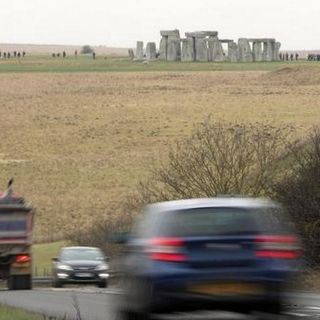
[143,206,290,238]
[60,248,104,261]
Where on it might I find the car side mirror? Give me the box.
[52,257,59,262]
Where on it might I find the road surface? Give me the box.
[0,287,320,320]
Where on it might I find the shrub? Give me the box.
[274,128,320,265]
[80,45,94,54]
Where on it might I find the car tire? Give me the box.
[117,309,150,320]
[52,278,63,288]
[8,275,32,290]
[253,301,284,320]
[98,280,108,288]
[118,278,152,320]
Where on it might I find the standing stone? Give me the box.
[167,38,181,61]
[209,36,224,62]
[146,42,156,60]
[274,42,281,61]
[159,37,168,60]
[159,30,181,61]
[128,49,135,60]
[181,38,195,62]
[252,42,263,62]
[263,41,274,62]
[195,36,208,62]
[135,41,144,60]
[238,38,253,62]
[228,41,238,62]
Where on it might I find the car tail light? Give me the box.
[147,237,186,262]
[15,254,30,263]
[255,235,300,259]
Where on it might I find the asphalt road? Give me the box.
[0,287,320,320]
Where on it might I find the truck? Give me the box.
[0,179,34,290]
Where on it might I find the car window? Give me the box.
[144,206,290,237]
[60,249,104,261]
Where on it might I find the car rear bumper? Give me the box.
[150,291,282,313]
[132,269,295,313]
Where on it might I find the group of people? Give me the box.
[0,51,26,59]
[51,50,96,59]
[307,54,320,61]
[52,51,67,58]
[279,52,299,61]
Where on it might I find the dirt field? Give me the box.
[1,65,320,241]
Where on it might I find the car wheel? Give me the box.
[117,309,150,320]
[52,278,63,288]
[118,278,152,320]
[98,280,108,288]
[252,302,284,320]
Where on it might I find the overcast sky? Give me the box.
[2,0,320,50]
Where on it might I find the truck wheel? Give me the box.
[8,275,32,290]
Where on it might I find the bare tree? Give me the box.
[131,120,294,207]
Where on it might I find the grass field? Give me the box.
[0,56,320,241]
[0,55,318,73]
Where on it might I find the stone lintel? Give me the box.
[247,38,276,43]
[160,30,180,37]
[185,31,218,38]
[193,31,218,36]
[219,39,234,43]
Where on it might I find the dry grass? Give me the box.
[1,67,320,241]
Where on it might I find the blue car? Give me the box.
[117,197,300,320]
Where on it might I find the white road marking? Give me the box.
[285,313,310,317]
[306,306,320,310]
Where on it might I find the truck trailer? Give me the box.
[0,179,34,290]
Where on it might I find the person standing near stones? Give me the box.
[3,52,6,59]
[75,50,78,57]
[17,52,21,58]
[285,53,289,61]
[63,51,66,58]
[295,53,299,61]
[22,51,26,57]
[7,52,10,59]
[92,51,96,60]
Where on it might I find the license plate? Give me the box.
[75,273,93,278]
[188,282,262,296]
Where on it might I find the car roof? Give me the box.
[144,197,279,213]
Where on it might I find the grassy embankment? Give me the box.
[32,241,68,276]
[0,305,48,320]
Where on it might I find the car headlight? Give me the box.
[57,264,73,271]
[95,264,109,271]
